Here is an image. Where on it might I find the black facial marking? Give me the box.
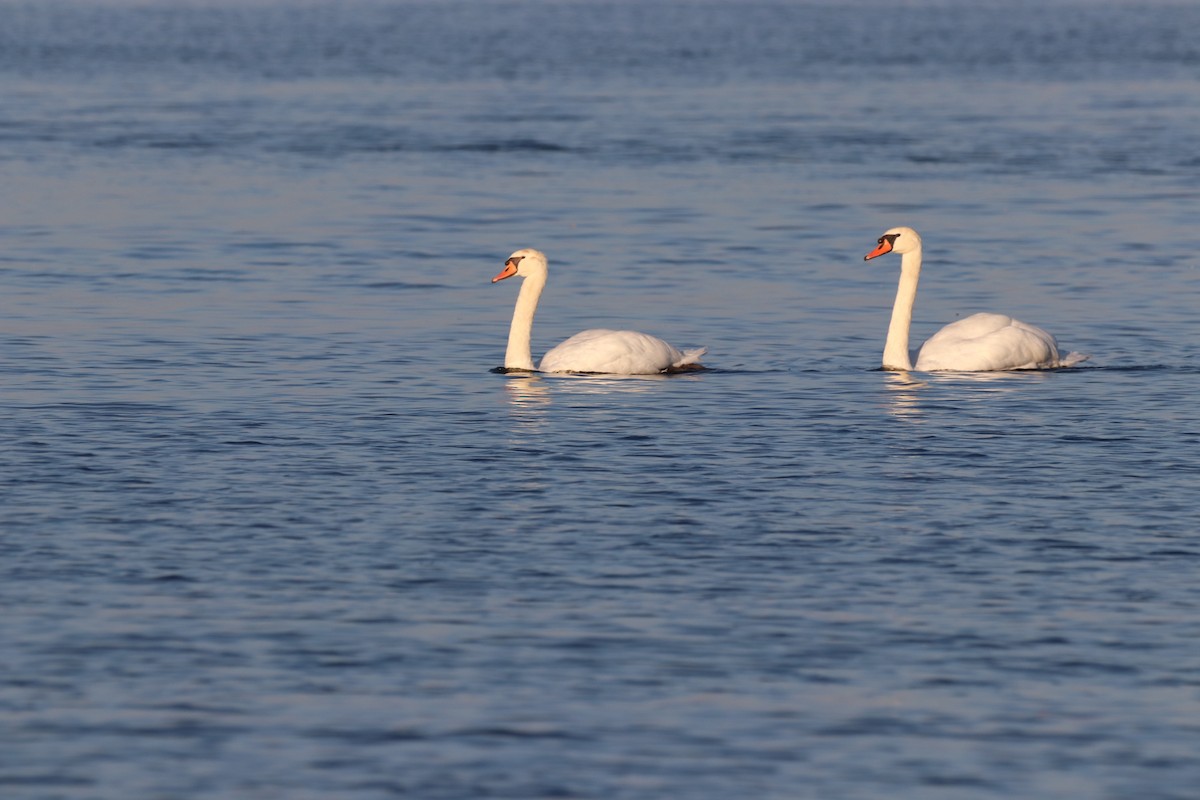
[506,256,524,267]
[879,233,900,246]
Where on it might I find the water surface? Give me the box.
[2,2,1199,798]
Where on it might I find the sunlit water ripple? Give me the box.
[2,2,1199,799]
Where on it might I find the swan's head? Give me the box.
[864,226,921,260]
[492,248,548,283]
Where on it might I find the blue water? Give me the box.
[2,1,1199,798]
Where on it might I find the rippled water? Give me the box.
[2,2,1199,798]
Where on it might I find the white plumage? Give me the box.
[864,227,1086,372]
[539,328,703,374]
[492,248,705,374]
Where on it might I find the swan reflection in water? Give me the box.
[502,370,704,435]
[499,369,700,429]
[883,370,929,420]
[503,374,552,433]
[883,367,1052,420]
[547,371,703,394]
[502,369,701,402]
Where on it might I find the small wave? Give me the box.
[363,281,447,291]
[1078,364,1199,374]
[437,139,570,154]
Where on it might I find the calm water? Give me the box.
[2,1,1199,798]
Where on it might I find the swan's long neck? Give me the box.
[505,273,545,370]
[883,247,921,371]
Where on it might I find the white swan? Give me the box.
[864,227,1086,371]
[492,248,706,374]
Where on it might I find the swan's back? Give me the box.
[539,328,705,374]
[915,312,1062,371]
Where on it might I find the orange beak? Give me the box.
[864,239,893,260]
[491,259,519,283]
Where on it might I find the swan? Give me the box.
[491,248,706,374]
[864,226,1086,371]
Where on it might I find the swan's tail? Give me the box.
[1057,351,1089,368]
[670,347,707,369]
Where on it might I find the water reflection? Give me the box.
[501,371,707,430]
[931,369,1051,386]
[549,372,685,395]
[883,368,1053,419]
[510,371,705,394]
[503,374,552,433]
[882,370,928,420]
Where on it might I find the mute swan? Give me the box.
[491,248,706,374]
[864,227,1086,371]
